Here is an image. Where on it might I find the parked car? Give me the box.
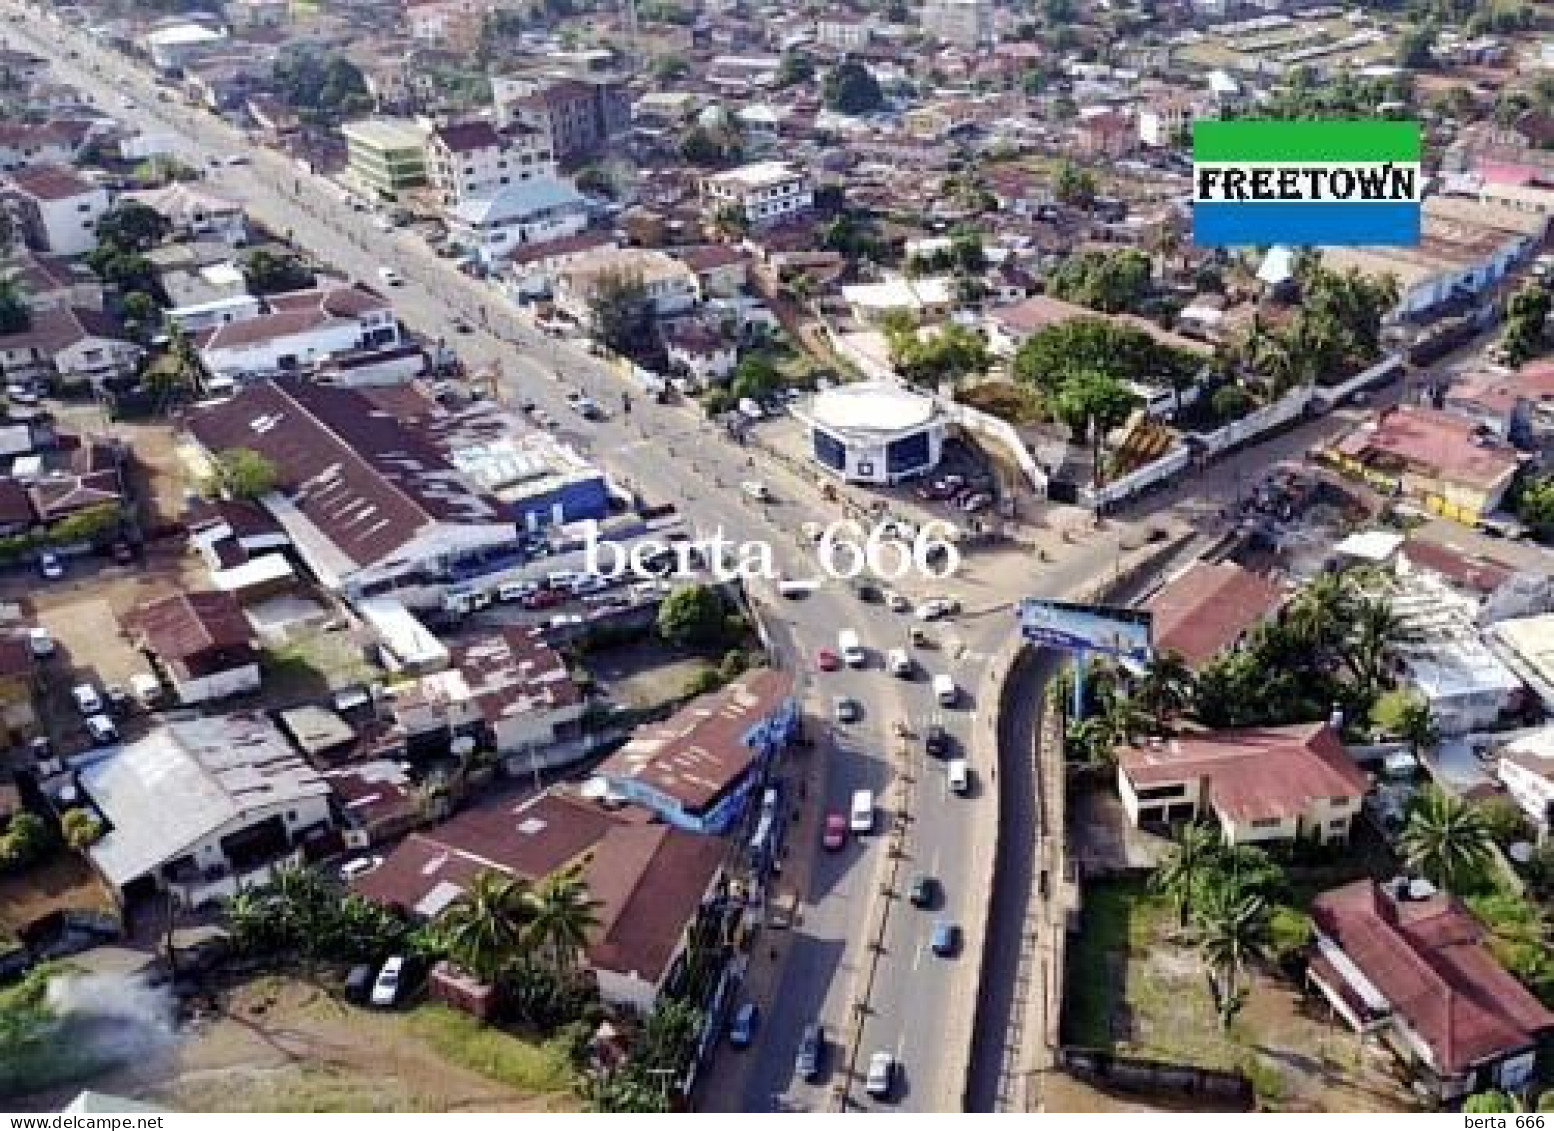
[909,874,937,908]
[816,648,840,672]
[794,1023,824,1082]
[339,855,384,882]
[822,812,847,851]
[344,963,375,1004]
[930,920,960,957]
[37,552,63,580]
[104,684,131,715]
[883,589,908,612]
[833,695,860,723]
[371,956,405,1006]
[740,480,772,502]
[377,266,403,287]
[924,724,950,758]
[85,713,119,745]
[26,627,54,658]
[866,1051,895,1099]
[71,683,103,715]
[915,599,952,621]
[729,1002,759,1049]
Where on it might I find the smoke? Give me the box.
[43,971,180,1068]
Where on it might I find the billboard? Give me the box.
[1017,599,1152,664]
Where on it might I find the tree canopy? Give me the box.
[887,322,990,389]
[822,60,883,114]
[95,201,170,253]
[1047,249,1154,314]
[242,249,316,296]
[273,49,370,119]
[1012,317,1196,393]
[211,448,280,501]
[657,584,731,650]
[587,272,657,362]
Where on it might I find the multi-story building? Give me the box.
[555,248,699,326]
[1139,97,1196,147]
[426,120,554,209]
[341,118,429,201]
[494,75,630,164]
[447,176,588,264]
[815,19,873,50]
[4,164,110,257]
[701,160,814,228]
[921,0,992,49]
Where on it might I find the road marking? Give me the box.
[912,940,923,971]
[932,849,941,876]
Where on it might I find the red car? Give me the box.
[822,813,848,851]
[817,648,840,672]
[522,588,566,610]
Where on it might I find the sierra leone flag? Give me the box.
[1193,120,1422,248]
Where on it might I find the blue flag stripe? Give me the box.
[1193,202,1420,247]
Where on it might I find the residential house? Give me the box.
[1075,110,1136,159]
[6,252,103,313]
[125,590,260,706]
[495,76,631,164]
[196,284,400,380]
[142,23,228,72]
[842,275,953,325]
[426,120,554,210]
[986,293,1211,360]
[0,306,142,387]
[1115,722,1369,845]
[446,177,589,265]
[1442,360,1554,447]
[814,19,873,50]
[5,164,111,257]
[555,247,699,326]
[663,320,737,383]
[162,261,262,335]
[79,713,333,905]
[677,244,748,298]
[502,230,617,299]
[1491,613,1554,710]
[701,161,814,229]
[1139,98,1195,148]
[595,669,798,834]
[1496,729,1554,841]
[0,121,83,173]
[184,379,518,597]
[1308,879,1554,1099]
[1324,406,1522,526]
[21,437,130,531]
[1142,560,1286,669]
[405,0,495,46]
[120,183,248,245]
[341,118,429,201]
[921,0,992,48]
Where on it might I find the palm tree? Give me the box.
[1152,823,1221,928]
[1284,572,1354,662]
[225,888,283,956]
[269,864,332,956]
[1195,882,1270,1032]
[526,867,600,973]
[438,870,536,982]
[1397,700,1439,755]
[1401,786,1494,892]
[1134,651,1194,732]
[1344,596,1400,697]
[1097,688,1147,749]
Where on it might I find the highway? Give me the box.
[3,12,1138,1109]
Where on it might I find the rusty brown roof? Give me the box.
[1144,561,1286,668]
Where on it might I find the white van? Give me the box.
[886,648,912,678]
[947,758,969,795]
[933,673,958,707]
[778,577,818,599]
[838,630,865,667]
[849,789,874,833]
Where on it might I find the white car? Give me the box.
[71,683,103,715]
[223,153,249,166]
[884,590,908,612]
[26,627,54,658]
[85,713,119,745]
[915,599,953,621]
[376,266,403,287]
[866,1051,895,1098]
[373,214,395,232]
[371,956,404,1006]
[339,855,383,882]
[741,481,772,502]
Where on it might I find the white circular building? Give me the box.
[797,381,946,485]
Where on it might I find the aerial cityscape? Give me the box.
[0,0,1550,1115]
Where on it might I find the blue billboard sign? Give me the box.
[1016,599,1152,664]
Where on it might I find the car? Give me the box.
[7,387,39,406]
[833,695,860,723]
[344,963,375,1004]
[371,956,405,1007]
[26,627,54,658]
[909,874,937,908]
[523,588,566,610]
[960,492,993,514]
[451,317,473,334]
[223,153,249,166]
[376,266,403,287]
[924,724,950,758]
[794,1023,824,1082]
[865,1051,895,1098]
[915,599,952,621]
[801,521,825,544]
[884,589,908,612]
[854,580,882,603]
[339,855,384,882]
[37,552,63,580]
[740,480,772,502]
[570,574,608,596]
[85,713,119,745]
[816,648,840,672]
[910,626,933,649]
[104,684,131,715]
[729,1002,759,1049]
[930,920,960,957]
[71,683,103,715]
[822,812,847,851]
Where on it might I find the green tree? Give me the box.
[0,813,50,872]
[1152,823,1221,928]
[1053,160,1097,208]
[1517,475,1554,533]
[242,249,316,296]
[120,290,160,342]
[887,323,990,389]
[1210,383,1253,422]
[657,584,730,649]
[1501,283,1550,367]
[587,271,656,359]
[652,53,689,82]
[95,201,170,253]
[0,266,30,334]
[526,867,600,973]
[1134,650,1194,731]
[729,354,780,402]
[1462,1091,1519,1114]
[211,448,280,501]
[776,50,814,88]
[1343,596,1400,698]
[60,809,104,851]
[1047,249,1153,314]
[438,871,536,983]
[822,59,883,114]
[49,502,122,547]
[1401,786,1493,892]
[1012,317,1191,395]
[273,48,370,119]
[1195,882,1270,1032]
[1053,369,1136,485]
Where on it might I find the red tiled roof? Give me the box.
[432,120,503,154]
[127,590,254,678]
[1313,879,1554,1075]
[1144,561,1285,668]
[1400,538,1513,596]
[1335,407,1520,492]
[504,230,614,267]
[201,285,388,352]
[5,163,96,201]
[598,668,792,814]
[1119,722,1368,825]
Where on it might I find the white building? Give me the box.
[197,284,400,380]
[1139,98,1196,147]
[815,19,873,50]
[143,22,228,72]
[447,176,588,264]
[1389,577,1524,736]
[921,0,992,48]
[702,161,814,228]
[555,248,699,326]
[426,120,554,210]
[1491,612,1554,710]
[163,261,262,335]
[794,381,946,485]
[120,182,248,245]
[1498,729,1554,841]
[5,164,111,257]
[79,713,333,903]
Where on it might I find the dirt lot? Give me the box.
[14,976,580,1113]
[0,853,117,942]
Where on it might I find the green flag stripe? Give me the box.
[1193,120,1420,162]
